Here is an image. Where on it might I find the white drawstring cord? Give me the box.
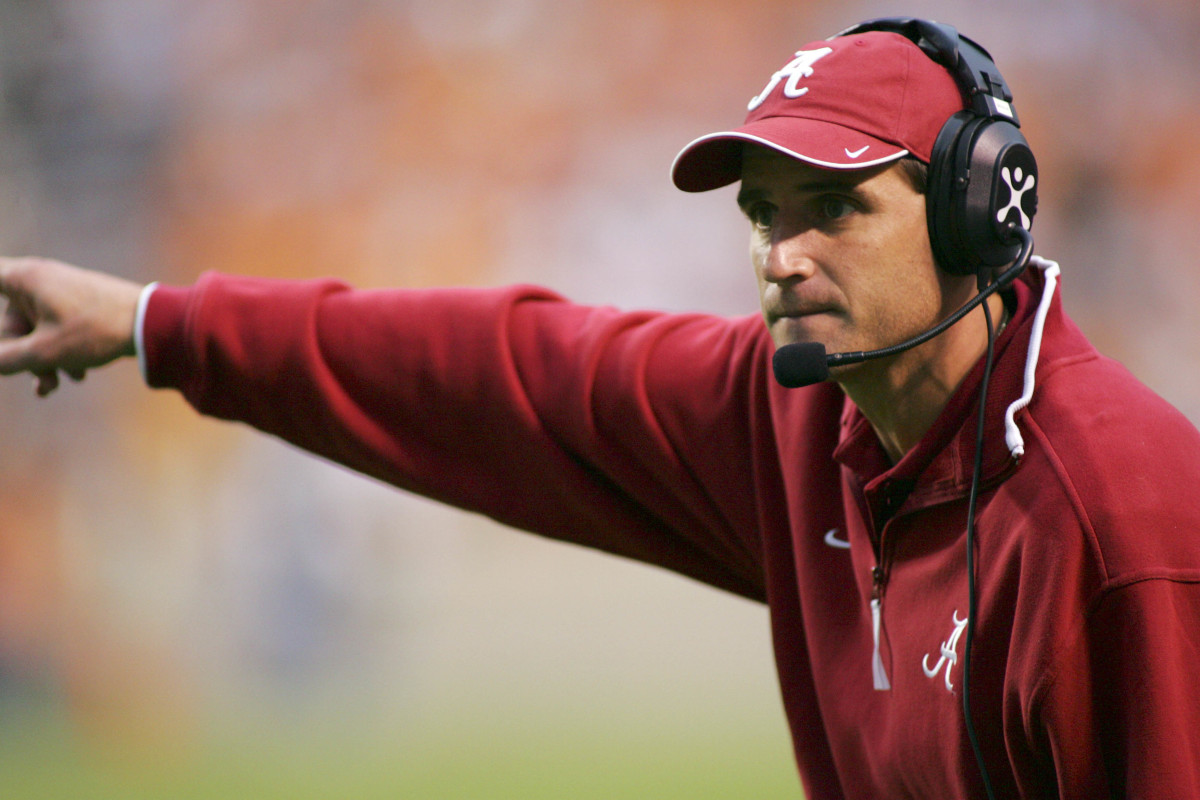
[1003,256,1061,459]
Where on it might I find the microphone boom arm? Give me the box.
[772,227,1033,388]
[829,227,1033,368]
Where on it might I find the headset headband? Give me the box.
[835,17,1020,125]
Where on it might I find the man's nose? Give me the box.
[760,227,819,284]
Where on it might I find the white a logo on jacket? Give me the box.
[922,610,969,692]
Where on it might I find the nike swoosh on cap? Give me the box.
[844,145,870,159]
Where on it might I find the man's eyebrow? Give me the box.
[736,187,766,210]
[737,179,869,210]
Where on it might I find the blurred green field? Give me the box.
[1,697,802,799]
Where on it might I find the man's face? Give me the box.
[739,145,970,375]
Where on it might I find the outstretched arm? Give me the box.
[0,257,145,396]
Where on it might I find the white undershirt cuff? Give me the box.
[134,282,159,384]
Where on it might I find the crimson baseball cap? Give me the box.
[671,31,967,192]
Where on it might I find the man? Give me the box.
[2,19,1200,799]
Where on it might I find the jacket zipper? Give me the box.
[870,565,890,691]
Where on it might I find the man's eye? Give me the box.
[820,198,855,220]
[748,203,777,229]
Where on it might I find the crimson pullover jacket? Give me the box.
[141,259,1200,799]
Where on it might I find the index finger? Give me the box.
[0,330,41,376]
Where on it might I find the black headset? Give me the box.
[835,17,1038,277]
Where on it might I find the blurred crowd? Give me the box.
[0,0,1197,785]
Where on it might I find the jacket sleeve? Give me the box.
[1036,577,1200,798]
[142,272,775,599]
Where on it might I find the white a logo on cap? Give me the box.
[747,47,833,111]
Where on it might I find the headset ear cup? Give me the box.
[960,122,1037,267]
[926,114,1038,274]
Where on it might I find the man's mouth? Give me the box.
[770,306,838,325]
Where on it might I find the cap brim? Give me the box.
[671,117,910,193]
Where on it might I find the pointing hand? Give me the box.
[0,257,145,396]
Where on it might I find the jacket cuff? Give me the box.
[141,282,194,389]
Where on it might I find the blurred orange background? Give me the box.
[0,1,1196,796]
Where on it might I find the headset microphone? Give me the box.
[772,227,1033,389]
